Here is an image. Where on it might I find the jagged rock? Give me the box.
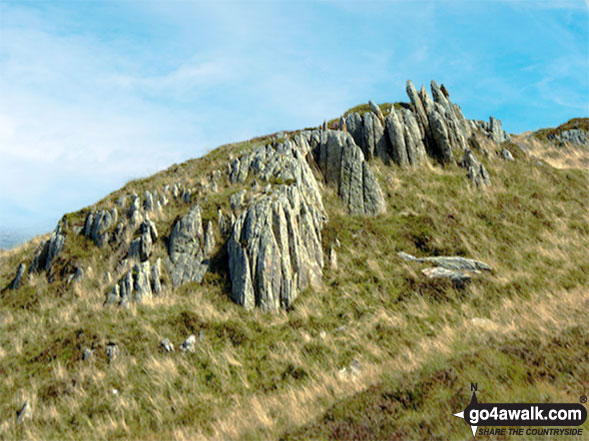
[463,149,490,187]
[30,225,65,273]
[230,189,247,210]
[501,148,514,161]
[133,261,152,303]
[548,129,588,146]
[82,208,117,246]
[218,209,229,235]
[167,205,210,286]
[160,338,174,353]
[368,100,384,123]
[106,343,118,363]
[228,185,325,311]
[16,400,32,424]
[66,266,84,284]
[312,130,386,215]
[128,196,141,216]
[151,258,162,294]
[398,251,492,271]
[387,108,427,166]
[144,191,154,211]
[138,218,158,262]
[180,334,196,353]
[203,221,215,256]
[345,110,388,161]
[8,263,26,289]
[490,116,506,143]
[182,189,191,203]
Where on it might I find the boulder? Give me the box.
[160,338,174,353]
[398,251,492,271]
[180,334,196,353]
[463,149,490,187]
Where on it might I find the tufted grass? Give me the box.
[0,127,588,440]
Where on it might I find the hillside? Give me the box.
[0,80,588,441]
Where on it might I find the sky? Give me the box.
[0,0,587,247]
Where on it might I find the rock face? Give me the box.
[167,205,211,286]
[345,110,389,161]
[474,117,509,144]
[83,208,118,246]
[386,107,428,167]
[227,140,326,311]
[30,225,65,273]
[310,130,386,215]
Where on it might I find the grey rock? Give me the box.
[133,261,152,303]
[144,191,154,211]
[167,205,209,286]
[490,116,506,143]
[328,246,338,270]
[180,334,196,353]
[313,130,386,215]
[398,251,492,271]
[160,338,174,353]
[345,111,388,161]
[230,189,247,210]
[30,225,65,273]
[368,100,384,123]
[16,400,32,424]
[8,263,26,289]
[218,209,229,235]
[151,258,162,294]
[422,267,472,287]
[501,148,514,161]
[548,128,588,146]
[228,185,325,311]
[463,149,490,187]
[203,221,215,256]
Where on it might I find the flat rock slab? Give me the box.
[398,251,492,271]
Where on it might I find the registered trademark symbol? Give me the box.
[580,395,587,404]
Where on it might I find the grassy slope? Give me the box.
[0,125,587,440]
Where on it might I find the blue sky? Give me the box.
[0,0,587,246]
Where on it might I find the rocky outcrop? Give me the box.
[227,140,327,311]
[310,130,386,215]
[345,110,389,161]
[463,149,490,187]
[30,225,65,273]
[473,117,509,144]
[167,205,211,286]
[548,129,588,146]
[129,218,158,262]
[386,107,428,166]
[228,185,324,311]
[105,260,157,307]
[83,208,118,246]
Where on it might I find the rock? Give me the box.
[8,263,26,289]
[328,246,338,270]
[160,338,174,353]
[67,266,84,284]
[30,224,65,273]
[312,130,386,215]
[180,334,196,353]
[490,116,506,143]
[203,221,215,256]
[144,190,154,211]
[111,388,120,396]
[398,251,492,272]
[106,343,118,364]
[218,209,229,235]
[422,267,471,287]
[463,149,490,187]
[167,204,210,286]
[138,218,158,262]
[198,329,205,341]
[228,185,325,311]
[83,208,117,246]
[230,189,247,210]
[133,261,152,303]
[368,100,384,123]
[82,347,93,361]
[151,258,162,294]
[549,129,588,146]
[501,148,514,161]
[345,110,388,161]
[16,400,32,424]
